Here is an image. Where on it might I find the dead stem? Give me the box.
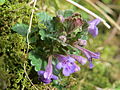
[107,5,120,10]
[85,0,120,31]
[104,15,120,44]
[96,1,116,17]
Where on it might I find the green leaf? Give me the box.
[29,36,36,43]
[36,12,55,32]
[63,9,74,18]
[39,29,46,40]
[81,35,88,40]
[57,10,64,16]
[36,12,52,23]
[80,11,89,19]
[51,16,64,32]
[12,24,28,36]
[101,0,112,4]
[0,0,5,5]
[28,51,42,71]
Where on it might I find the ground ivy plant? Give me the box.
[12,10,101,84]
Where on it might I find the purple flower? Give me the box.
[88,18,101,37]
[58,15,65,23]
[38,71,58,84]
[55,55,80,76]
[74,45,100,69]
[70,54,87,65]
[38,56,58,84]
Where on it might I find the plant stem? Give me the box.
[27,0,37,53]
[25,0,38,90]
[24,63,38,90]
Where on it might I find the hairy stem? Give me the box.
[66,0,111,29]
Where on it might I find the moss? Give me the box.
[0,0,57,89]
[0,0,35,89]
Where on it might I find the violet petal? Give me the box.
[70,55,87,65]
[56,62,62,70]
[66,56,75,62]
[38,71,45,76]
[88,18,101,37]
[51,75,58,80]
[63,68,71,76]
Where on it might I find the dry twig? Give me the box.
[85,0,120,31]
[107,5,120,10]
[96,1,116,17]
[105,15,120,44]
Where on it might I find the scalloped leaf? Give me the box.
[29,51,42,71]
[63,9,74,18]
[39,29,46,40]
[36,12,52,23]
[12,24,28,36]
[36,12,55,32]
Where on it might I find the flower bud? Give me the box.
[59,35,67,43]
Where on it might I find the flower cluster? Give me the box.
[38,56,58,84]
[38,18,101,84]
